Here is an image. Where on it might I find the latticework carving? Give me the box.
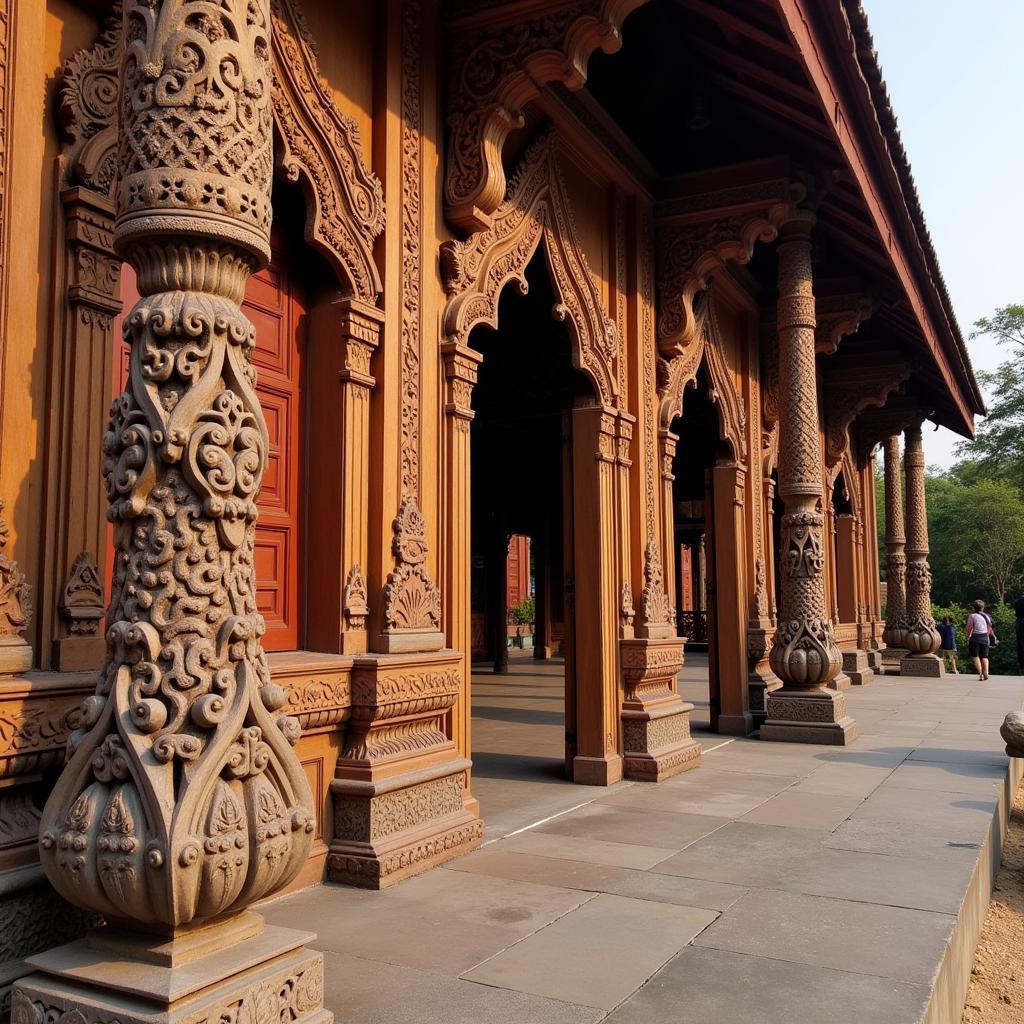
[38,0,315,930]
[441,130,619,406]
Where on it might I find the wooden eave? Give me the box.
[666,0,980,435]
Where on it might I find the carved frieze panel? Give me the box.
[444,0,646,231]
[442,130,619,407]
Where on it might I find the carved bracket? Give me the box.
[655,174,805,357]
[444,0,646,232]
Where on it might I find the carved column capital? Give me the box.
[337,297,384,389]
[441,340,483,424]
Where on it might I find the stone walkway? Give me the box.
[263,660,1022,1024]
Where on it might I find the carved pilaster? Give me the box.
[763,216,854,745]
[902,423,942,674]
[19,5,329,1024]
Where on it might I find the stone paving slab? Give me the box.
[262,669,1023,1024]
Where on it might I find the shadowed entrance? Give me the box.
[468,251,596,829]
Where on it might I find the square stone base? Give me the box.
[827,672,852,691]
[842,649,875,686]
[880,647,909,674]
[573,754,625,786]
[13,918,331,1024]
[761,690,857,745]
[328,763,482,888]
[900,654,945,678]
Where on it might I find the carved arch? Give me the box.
[270,0,384,300]
[445,0,647,232]
[657,291,748,464]
[441,131,619,406]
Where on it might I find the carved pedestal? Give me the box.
[327,652,482,888]
[13,915,330,1024]
[842,648,875,686]
[620,638,701,781]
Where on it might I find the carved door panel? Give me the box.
[112,250,307,652]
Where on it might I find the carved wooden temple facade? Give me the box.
[0,1,982,1022]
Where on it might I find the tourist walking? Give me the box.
[967,600,995,680]
[937,615,959,674]
[1014,592,1024,673]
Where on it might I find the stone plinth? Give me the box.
[13,915,329,1024]
[761,690,857,745]
[900,654,944,679]
[620,638,702,782]
[327,651,482,888]
[842,649,875,686]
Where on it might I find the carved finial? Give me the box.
[343,564,368,631]
[380,497,444,652]
[59,551,104,637]
[620,582,635,638]
[637,541,675,639]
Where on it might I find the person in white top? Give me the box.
[966,599,996,681]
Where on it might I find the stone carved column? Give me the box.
[763,216,855,744]
[15,6,331,1024]
[881,433,909,665]
[901,423,943,675]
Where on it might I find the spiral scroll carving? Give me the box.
[37,0,316,931]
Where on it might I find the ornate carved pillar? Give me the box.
[748,458,781,725]
[881,433,910,666]
[901,423,943,675]
[763,216,854,744]
[15,6,331,1024]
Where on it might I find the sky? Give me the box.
[859,0,1024,468]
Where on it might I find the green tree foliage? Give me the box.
[953,304,1024,486]
[927,477,1024,605]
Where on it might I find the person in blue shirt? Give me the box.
[937,615,959,675]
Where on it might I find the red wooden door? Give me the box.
[112,251,306,651]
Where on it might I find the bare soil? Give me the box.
[963,779,1024,1023]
